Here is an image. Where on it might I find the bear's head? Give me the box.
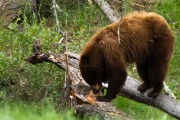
[79,43,103,94]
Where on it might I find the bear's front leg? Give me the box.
[97,70,127,102]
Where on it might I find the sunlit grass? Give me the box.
[0,102,79,120]
[152,0,180,30]
[113,96,176,120]
[168,33,180,99]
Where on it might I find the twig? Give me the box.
[117,17,122,45]
[163,82,176,99]
[87,0,93,4]
[52,0,64,43]
[118,0,125,45]
[131,2,145,8]
[65,31,70,82]
[64,32,89,104]
[64,31,73,107]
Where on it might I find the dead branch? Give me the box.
[52,0,64,43]
[131,2,144,8]
[59,32,73,108]
[93,0,119,22]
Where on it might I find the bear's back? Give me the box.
[81,11,174,64]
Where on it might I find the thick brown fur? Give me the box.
[79,11,174,102]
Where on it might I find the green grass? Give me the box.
[58,3,109,53]
[0,102,98,120]
[113,96,176,120]
[152,0,180,30]
[168,33,180,99]
[0,102,68,120]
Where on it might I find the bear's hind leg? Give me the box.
[136,62,152,92]
[148,59,169,98]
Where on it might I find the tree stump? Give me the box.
[0,0,24,26]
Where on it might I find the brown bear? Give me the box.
[79,11,174,102]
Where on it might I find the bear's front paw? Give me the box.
[96,96,111,102]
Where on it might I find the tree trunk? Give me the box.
[0,0,23,26]
[0,0,38,26]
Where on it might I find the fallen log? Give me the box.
[0,0,24,26]
[25,40,180,119]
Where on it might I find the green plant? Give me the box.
[0,101,98,120]
[152,0,180,31]
[168,33,180,99]
[113,96,176,120]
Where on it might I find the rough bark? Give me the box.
[94,0,154,22]
[75,102,132,120]
[25,40,180,119]
[0,0,38,26]
[131,0,153,11]
[106,0,125,18]
[93,0,119,22]
[0,0,24,26]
